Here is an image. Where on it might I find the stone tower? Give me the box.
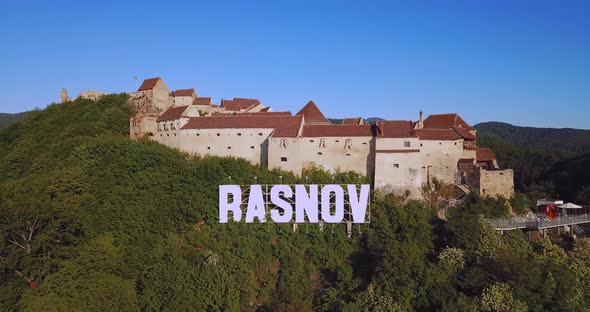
[60,88,71,103]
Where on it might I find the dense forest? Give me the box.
[1,96,590,311]
[0,112,28,130]
[475,122,590,155]
[475,122,590,203]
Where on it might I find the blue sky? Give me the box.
[0,0,588,129]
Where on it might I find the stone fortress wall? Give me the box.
[125,77,515,199]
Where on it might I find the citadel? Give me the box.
[115,77,513,199]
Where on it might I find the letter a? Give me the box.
[245,185,266,223]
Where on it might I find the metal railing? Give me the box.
[488,214,590,231]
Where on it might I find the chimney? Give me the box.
[418,111,424,129]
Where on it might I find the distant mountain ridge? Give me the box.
[475,121,590,201]
[0,112,28,130]
[475,121,590,155]
[328,117,384,125]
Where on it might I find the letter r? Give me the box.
[219,185,242,223]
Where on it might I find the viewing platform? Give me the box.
[488,214,590,231]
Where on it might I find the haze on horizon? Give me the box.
[0,0,588,129]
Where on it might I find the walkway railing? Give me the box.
[487,214,590,231]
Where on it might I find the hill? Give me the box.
[2,98,590,311]
[475,122,590,202]
[0,112,28,130]
[328,117,383,125]
[475,122,590,156]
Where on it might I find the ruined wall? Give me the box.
[130,115,158,139]
[479,168,514,198]
[77,90,106,101]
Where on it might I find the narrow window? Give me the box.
[237,133,242,136]
[404,141,410,147]
[309,140,314,142]
[227,146,231,149]
[420,143,423,147]
[335,140,340,143]
[281,157,288,162]
[317,152,322,155]
[250,146,255,149]
[393,164,399,168]
[363,142,368,145]
[196,133,200,136]
[346,153,351,156]
[217,133,220,136]
[207,146,211,150]
[258,133,263,136]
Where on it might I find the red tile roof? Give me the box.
[222,98,261,111]
[476,147,496,161]
[239,111,291,116]
[377,120,416,138]
[453,126,477,140]
[458,158,476,164]
[423,113,474,130]
[296,101,331,125]
[301,125,374,137]
[342,117,363,125]
[259,107,271,112]
[181,115,303,137]
[212,111,292,117]
[463,142,478,150]
[171,89,195,97]
[156,106,189,122]
[138,77,161,91]
[414,129,462,141]
[376,149,420,153]
[193,97,212,105]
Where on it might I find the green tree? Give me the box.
[477,283,527,312]
[19,234,139,312]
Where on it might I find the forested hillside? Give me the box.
[0,112,28,130]
[476,122,590,203]
[1,97,590,311]
[475,122,590,155]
